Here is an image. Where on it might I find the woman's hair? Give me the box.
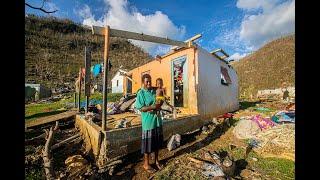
[141,74,151,82]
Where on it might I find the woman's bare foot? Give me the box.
[143,165,156,173]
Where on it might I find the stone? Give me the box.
[167,134,181,151]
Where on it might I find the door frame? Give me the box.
[171,55,188,107]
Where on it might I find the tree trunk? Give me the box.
[42,121,59,180]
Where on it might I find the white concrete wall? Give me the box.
[111,71,124,93]
[196,47,239,118]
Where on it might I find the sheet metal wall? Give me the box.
[196,47,239,119]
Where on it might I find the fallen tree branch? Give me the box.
[42,121,59,180]
[106,159,122,167]
[51,133,80,150]
[25,2,58,14]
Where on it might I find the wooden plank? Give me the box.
[211,48,229,57]
[25,110,78,129]
[102,26,110,131]
[171,34,202,50]
[220,55,228,60]
[220,49,229,57]
[210,48,222,54]
[84,47,91,96]
[186,34,202,42]
[92,26,187,47]
[51,134,81,150]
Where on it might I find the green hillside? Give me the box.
[232,35,295,98]
[25,15,152,89]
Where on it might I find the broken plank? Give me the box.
[51,133,81,150]
[25,110,78,129]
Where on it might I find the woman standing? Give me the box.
[135,74,164,173]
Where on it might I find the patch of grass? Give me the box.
[25,168,45,180]
[25,92,124,120]
[239,101,260,110]
[155,158,206,180]
[25,101,67,119]
[25,109,67,120]
[230,147,246,160]
[253,156,295,180]
[242,150,294,179]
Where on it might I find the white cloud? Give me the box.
[210,0,294,60]
[236,0,279,11]
[44,2,60,12]
[228,52,248,61]
[238,0,295,49]
[75,0,186,55]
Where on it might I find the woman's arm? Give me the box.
[135,91,161,112]
[140,104,161,112]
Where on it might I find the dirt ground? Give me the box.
[25,99,295,180]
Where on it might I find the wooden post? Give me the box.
[102,26,110,131]
[78,68,82,112]
[84,47,92,114]
[74,92,77,108]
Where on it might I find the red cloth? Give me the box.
[218,113,233,118]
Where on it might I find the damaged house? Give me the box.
[124,47,239,119]
[75,26,239,166]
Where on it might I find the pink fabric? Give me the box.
[251,115,275,130]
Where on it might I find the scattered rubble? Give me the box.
[254,124,295,160]
[65,155,92,179]
[167,134,181,151]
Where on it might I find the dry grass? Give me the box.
[232,35,295,98]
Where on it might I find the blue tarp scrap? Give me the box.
[91,64,102,77]
[271,111,295,123]
[79,99,103,108]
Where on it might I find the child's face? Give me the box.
[156,80,163,88]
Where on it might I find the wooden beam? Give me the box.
[51,134,81,150]
[211,53,221,60]
[220,55,228,60]
[185,34,202,42]
[220,49,230,57]
[210,48,222,54]
[92,26,187,47]
[102,26,110,132]
[210,48,230,63]
[171,34,202,50]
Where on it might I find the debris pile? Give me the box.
[254,124,295,160]
[234,101,295,161]
[187,150,236,179]
[65,155,93,179]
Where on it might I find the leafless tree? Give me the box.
[25,0,58,14]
